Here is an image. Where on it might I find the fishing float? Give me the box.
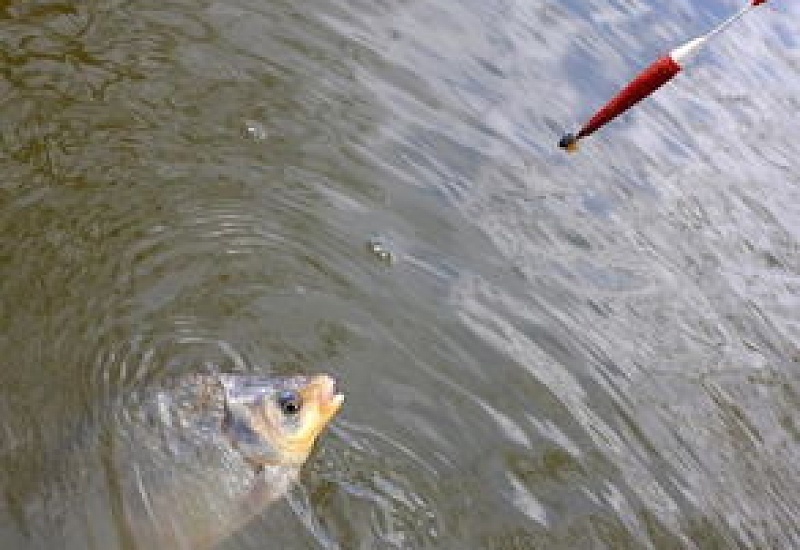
[559,0,769,152]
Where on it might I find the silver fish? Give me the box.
[110,373,343,549]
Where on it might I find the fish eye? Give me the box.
[277,390,302,416]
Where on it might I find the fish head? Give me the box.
[220,374,344,468]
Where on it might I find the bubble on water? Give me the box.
[366,236,394,264]
[243,119,268,141]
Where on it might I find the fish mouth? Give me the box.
[302,374,345,422]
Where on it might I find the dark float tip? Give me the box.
[558,133,579,152]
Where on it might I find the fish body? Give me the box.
[110,372,343,549]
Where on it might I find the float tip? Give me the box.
[558,133,579,152]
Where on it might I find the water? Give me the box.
[1,0,799,548]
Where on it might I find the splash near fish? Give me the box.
[559,0,769,152]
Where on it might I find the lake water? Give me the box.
[1,0,799,548]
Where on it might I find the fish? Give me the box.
[109,372,344,549]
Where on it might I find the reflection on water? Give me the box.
[1,0,799,548]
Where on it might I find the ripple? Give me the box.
[294,420,443,549]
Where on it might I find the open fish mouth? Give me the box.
[304,374,345,419]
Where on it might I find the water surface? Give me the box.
[1,0,799,548]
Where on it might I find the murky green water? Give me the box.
[1,0,799,548]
